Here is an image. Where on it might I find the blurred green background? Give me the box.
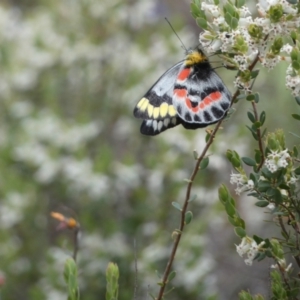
[0,0,299,299]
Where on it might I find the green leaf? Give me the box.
[236,0,245,8]
[292,113,300,121]
[254,92,260,103]
[295,96,300,106]
[155,270,162,279]
[257,180,271,192]
[255,200,270,207]
[224,12,231,24]
[267,188,282,204]
[246,94,255,101]
[231,17,239,29]
[225,200,236,217]
[236,94,247,100]
[196,17,208,30]
[294,167,300,175]
[167,271,176,282]
[64,258,80,300]
[293,146,298,157]
[172,202,182,211]
[188,194,197,202]
[191,3,201,18]
[242,156,256,166]
[218,184,230,204]
[257,252,267,261]
[200,157,209,169]
[205,132,211,142]
[259,111,266,125]
[234,227,246,238]
[247,111,255,123]
[251,70,260,79]
[106,262,119,300]
[254,150,262,164]
[184,211,193,225]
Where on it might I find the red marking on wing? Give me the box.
[174,89,187,99]
[177,68,191,81]
[185,98,199,113]
[200,91,222,109]
[185,91,222,113]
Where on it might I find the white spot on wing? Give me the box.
[157,121,163,132]
[153,120,158,131]
[164,118,170,127]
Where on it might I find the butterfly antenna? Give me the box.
[165,18,188,52]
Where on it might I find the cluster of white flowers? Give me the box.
[12,108,109,199]
[230,173,254,195]
[199,0,300,94]
[236,236,265,266]
[265,149,290,173]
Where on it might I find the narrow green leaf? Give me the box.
[167,271,176,282]
[251,70,260,79]
[294,167,300,175]
[188,194,197,202]
[218,184,230,204]
[193,149,199,160]
[196,17,208,29]
[191,3,201,18]
[228,216,239,226]
[236,0,245,8]
[292,113,300,121]
[255,200,270,207]
[293,146,298,157]
[267,188,282,204]
[254,150,262,164]
[236,94,247,100]
[246,94,255,101]
[234,227,246,238]
[242,156,256,166]
[200,157,209,169]
[172,202,182,211]
[295,96,300,106]
[231,17,239,29]
[259,111,266,125]
[225,200,236,217]
[224,12,232,27]
[205,132,211,142]
[247,111,256,123]
[257,252,267,261]
[184,211,193,225]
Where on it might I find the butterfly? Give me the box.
[133,46,231,135]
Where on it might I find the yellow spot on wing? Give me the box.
[168,105,177,117]
[159,103,168,118]
[153,107,160,119]
[147,105,153,117]
[140,98,149,112]
[137,97,146,108]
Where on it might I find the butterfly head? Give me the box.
[184,47,208,67]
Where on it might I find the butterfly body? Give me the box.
[134,47,231,135]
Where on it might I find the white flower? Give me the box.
[236,237,265,266]
[265,149,290,173]
[230,173,254,195]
